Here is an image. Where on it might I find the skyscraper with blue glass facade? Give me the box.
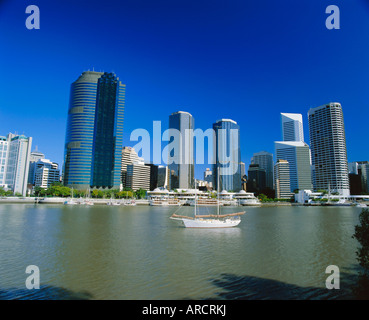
[213,119,241,192]
[63,71,125,190]
[168,111,194,190]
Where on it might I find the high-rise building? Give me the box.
[357,161,369,193]
[34,159,60,189]
[251,151,274,190]
[281,113,304,142]
[348,162,359,175]
[247,163,266,194]
[168,111,194,190]
[28,147,45,185]
[0,136,9,187]
[121,147,140,189]
[213,119,241,192]
[126,161,150,191]
[308,103,350,196]
[145,163,158,191]
[275,112,312,193]
[204,168,213,189]
[3,133,32,196]
[274,141,312,192]
[274,159,292,199]
[63,71,125,190]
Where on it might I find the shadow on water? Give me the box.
[196,265,369,300]
[0,285,93,300]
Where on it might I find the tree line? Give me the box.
[31,183,147,199]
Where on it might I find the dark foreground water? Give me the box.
[0,204,365,299]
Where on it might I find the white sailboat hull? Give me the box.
[171,217,241,228]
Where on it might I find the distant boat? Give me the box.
[170,168,245,228]
[188,198,221,207]
[150,199,181,206]
[107,199,121,206]
[356,203,367,208]
[123,199,136,206]
[64,188,77,205]
[233,190,261,206]
[83,199,94,206]
[64,199,77,205]
[83,187,94,205]
[330,199,352,207]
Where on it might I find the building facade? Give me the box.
[2,133,33,196]
[204,168,213,189]
[274,159,292,199]
[34,159,60,189]
[125,161,150,191]
[28,147,45,185]
[247,163,266,194]
[146,163,158,191]
[251,151,274,190]
[168,111,194,190]
[274,141,312,192]
[213,119,241,192]
[308,103,350,196]
[121,147,141,189]
[0,136,9,188]
[63,71,125,190]
[281,113,304,142]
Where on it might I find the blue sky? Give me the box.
[1,0,369,179]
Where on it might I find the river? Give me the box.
[0,203,364,299]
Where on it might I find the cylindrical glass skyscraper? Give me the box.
[63,71,125,190]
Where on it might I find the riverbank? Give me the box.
[1,197,365,207]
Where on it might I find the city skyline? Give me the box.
[1,1,369,180]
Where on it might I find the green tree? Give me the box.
[60,186,71,197]
[258,194,268,202]
[352,209,369,298]
[353,209,369,271]
[135,188,146,199]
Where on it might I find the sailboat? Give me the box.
[82,187,94,205]
[170,168,245,228]
[64,187,78,205]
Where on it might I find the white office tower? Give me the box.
[274,141,312,192]
[204,167,213,188]
[251,151,274,189]
[121,147,140,188]
[34,159,60,189]
[28,147,46,185]
[274,160,292,199]
[281,113,304,142]
[308,103,350,196]
[4,133,32,196]
[125,160,150,191]
[0,136,9,187]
